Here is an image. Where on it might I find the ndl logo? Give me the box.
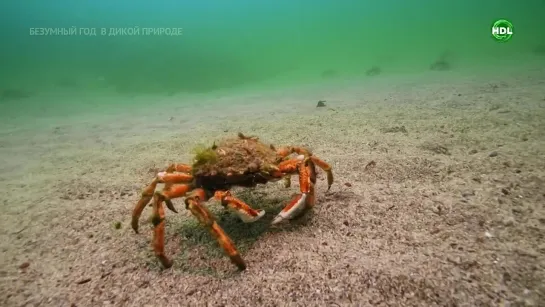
[491,19,513,42]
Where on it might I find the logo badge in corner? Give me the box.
[491,19,513,42]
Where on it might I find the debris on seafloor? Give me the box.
[381,125,408,134]
[430,59,450,71]
[420,142,451,155]
[321,69,338,79]
[366,66,382,76]
[364,160,376,171]
[430,51,452,71]
[316,100,327,108]
[19,262,30,270]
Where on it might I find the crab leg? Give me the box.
[214,191,266,223]
[172,163,193,173]
[147,183,194,269]
[150,193,173,268]
[277,146,311,158]
[160,184,194,213]
[277,146,333,190]
[132,178,160,233]
[132,168,193,233]
[141,183,194,269]
[272,157,315,224]
[185,189,246,270]
[310,156,333,190]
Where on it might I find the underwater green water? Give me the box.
[0,0,544,105]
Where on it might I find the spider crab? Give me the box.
[131,133,333,270]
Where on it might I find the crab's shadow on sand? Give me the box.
[148,188,315,277]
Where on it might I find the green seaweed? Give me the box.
[191,144,218,167]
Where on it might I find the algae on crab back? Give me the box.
[191,144,218,167]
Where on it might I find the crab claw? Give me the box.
[213,190,266,223]
[239,209,266,223]
[273,156,317,225]
[272,193,307,225]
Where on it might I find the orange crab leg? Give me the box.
[277,146,311,158]
[158,173,193,183]
[185,189,246,270]
[310,156,333,190]
[274,158,302,188]
[173,163,192,173]
[163,163,193,173]
[160,184,194,213]
[132,168,194,233]
[276,154,314,186]
[214,191,265,223]
[162,184,193,199]
[276,158,300,174]
[146,184,195,269]
[132,178,160,233]
[151,193,173,268]
[277,146,334,191]
[272,158,315,224]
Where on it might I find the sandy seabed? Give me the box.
[1,67,544,307]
